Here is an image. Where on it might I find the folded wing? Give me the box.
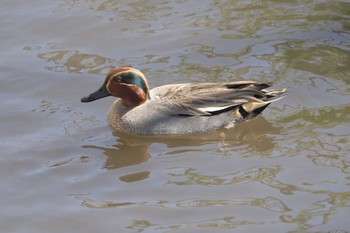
[151,81,285,118]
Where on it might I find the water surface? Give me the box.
[1,0,349,232]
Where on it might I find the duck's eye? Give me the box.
[112,76,121,83]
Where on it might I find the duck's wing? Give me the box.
[150,81,285,117]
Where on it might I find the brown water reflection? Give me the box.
[38,50,114,75]
[127,217,258,232]
[83,142,151,170]
[277,104,350,174]
[75,195,290,212]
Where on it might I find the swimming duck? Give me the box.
[81,67,285,135]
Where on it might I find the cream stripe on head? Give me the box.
[108,67,150,92]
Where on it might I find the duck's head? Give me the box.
[81,67,150,107]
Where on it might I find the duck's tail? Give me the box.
[239,87,286,119]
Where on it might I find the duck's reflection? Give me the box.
[82,116,281,182]
[82,140,151,170]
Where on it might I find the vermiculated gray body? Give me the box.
[108,82,284,135]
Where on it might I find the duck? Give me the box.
[81,67,285,135]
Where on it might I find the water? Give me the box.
[1,0,349,232]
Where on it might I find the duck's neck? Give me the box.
[116,85,148,107]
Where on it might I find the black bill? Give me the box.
[81,83,111,102]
